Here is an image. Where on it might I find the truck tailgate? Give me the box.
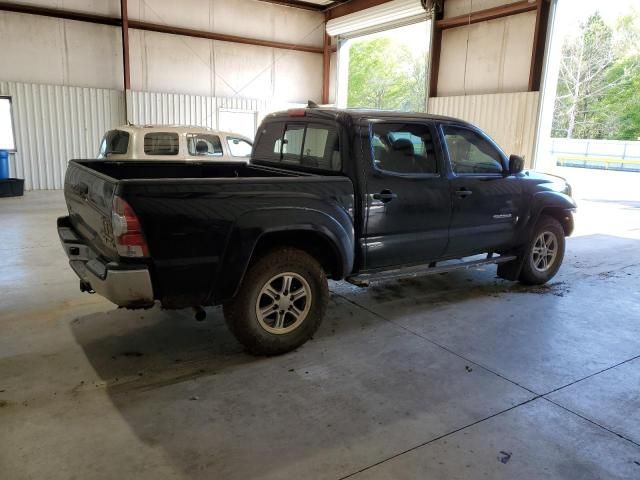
[64,161,119,260]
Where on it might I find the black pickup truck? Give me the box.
[59,107,576,354]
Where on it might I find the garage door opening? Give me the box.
[536,0,640,238]
[337,21,430,111]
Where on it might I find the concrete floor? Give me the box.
[1,167,640,479]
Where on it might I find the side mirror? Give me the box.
[508,154,525,175]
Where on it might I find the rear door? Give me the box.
[441,123,523,256]
[362,120,451,270]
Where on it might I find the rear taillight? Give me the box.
[112,196,149,257]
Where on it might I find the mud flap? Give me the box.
[496,251,526,281]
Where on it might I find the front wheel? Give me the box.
[223,248,329,355]
[519,215,565,285]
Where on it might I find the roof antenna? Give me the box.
[307,100,319,108]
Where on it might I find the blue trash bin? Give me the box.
[0,150,9,179]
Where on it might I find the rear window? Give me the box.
[187,133,223,157]
[97,130,129,158]
[254,121,340,171]
[144,132,179,155]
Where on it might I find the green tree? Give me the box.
[600,10,640,140]
[552,12,615,138]
[552,9,640,140]
[347,37,426,112]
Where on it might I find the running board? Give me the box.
[346,254,517,287]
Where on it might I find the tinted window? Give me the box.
[97,130,129,158]
[144,132,179,156]
[254,121,284,162]
[187,134,223,157]
[227,137,252,157]
[443,126,503,175]
[254,121,340,171]
[282,125,305,161]
[371,123,437,174]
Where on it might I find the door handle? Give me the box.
[455,188,473,198]
[372,190,397,203]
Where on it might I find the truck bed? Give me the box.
[79,159,306,180]
[63,159,355,308]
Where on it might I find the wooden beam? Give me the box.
[322,32,331,104]
[436,0,537,30]
[528,0,550,91]
[429,6,444,98]
[325,0,392,20]
[0,1,323,54]
[0,1,120,26]
[128,19,324,54]
[120,0,130,92]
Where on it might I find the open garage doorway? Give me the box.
[537,0,640,238]
[336,21,430,111]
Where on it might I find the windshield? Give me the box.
[97,130,129,158]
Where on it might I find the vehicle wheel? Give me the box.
[223,248,329,355]
[519,215,565,285]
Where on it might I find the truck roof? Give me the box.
[264,107,470,126]
[112,124,251,140]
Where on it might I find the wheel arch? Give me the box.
[210,207,354,304]
[526,191,576,238]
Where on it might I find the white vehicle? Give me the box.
[97,125,253,162]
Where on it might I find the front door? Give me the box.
[441,124,523,256]
[363,121,451,270]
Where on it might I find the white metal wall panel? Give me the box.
[0,81,125,190]
[0,81,301,191]
[428,91,540,166]
[128,90,300,138]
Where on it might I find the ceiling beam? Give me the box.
[129,20,323,53]
[0,1,120,26]
[436,0,537,30]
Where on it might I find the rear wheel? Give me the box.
[519,215,565,285]
[223,248,329,355]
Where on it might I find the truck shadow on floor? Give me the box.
[70,270,522,393]
[68,270,537,479]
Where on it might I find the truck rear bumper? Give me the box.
[57,216,154,308]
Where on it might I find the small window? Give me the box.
[97,130,130,158]
[282,125,305,161]
[144,132,179,156]
[254,121,285,162]
[0,97,16,151]
[187,134,223,157]
[371,123,437,175]
[443,126,504,175]
[227,137,252,157]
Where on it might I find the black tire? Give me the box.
[519,215,565,285]
[223,247,329,355]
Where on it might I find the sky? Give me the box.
[555,0,638,36]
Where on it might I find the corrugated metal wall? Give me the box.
[127,90,298,135]
[0,81,125,190]
[0,82,301,190]
[428,92,540,166]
